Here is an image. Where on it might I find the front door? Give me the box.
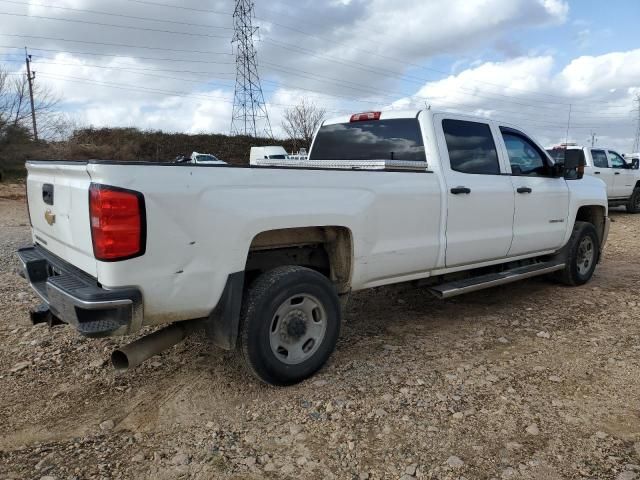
[609,150,635,198]
[436,116,515,267]
[497,127,569,256]
[590,149,615,197]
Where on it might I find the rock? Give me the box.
[634,443,640,458]
[498,337,509,344]
[548,375,562,383]
[245,457,257,467]
[447,455,464,468]
[486,374,499,383]
[506,442,523,450]
[374,408,387,417]
[595,431,608,439]
[39,477,57,480]
[616,472,637,480]
[451,412,464,420]
[281,463,295,475]
[296,456,307,466]
[525,424,540,436]
[99,420,115,431]
[131,452,145,462]
[264,462,277,472]
[382,393,393,401]
[289,424,303,435]
[358,473,370,480]
[536,331,551,339]
[405,463,418,475]
[399,475,416,480]
[170,453,190,465]
[10,361,31,373]
[427,425,439,432]
[502,467,517,478]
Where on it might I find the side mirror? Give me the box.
[632,158,639,170]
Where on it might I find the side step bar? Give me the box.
[429,261,565,299]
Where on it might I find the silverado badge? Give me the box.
[44,210,56,226]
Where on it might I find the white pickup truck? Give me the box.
[548,144,640,213]
[18,110,609,385]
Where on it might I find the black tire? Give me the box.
[626,188,640,214]
[238,266,341,386]
[554,221,600,286]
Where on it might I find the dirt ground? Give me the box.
[0,182,639,480]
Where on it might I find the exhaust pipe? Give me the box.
[111,321,198,371]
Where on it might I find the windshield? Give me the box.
[310,118,426,161]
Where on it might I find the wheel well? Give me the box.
[575,206,606,244]
[635,180,640,190]
[246,226,353,294]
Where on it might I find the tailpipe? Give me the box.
[111,321,198,371]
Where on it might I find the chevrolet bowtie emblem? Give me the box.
[44,210,56,226]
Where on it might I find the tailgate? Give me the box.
[26,161,97,277]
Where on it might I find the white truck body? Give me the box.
[18,109,610,383]
[548,145,640,211]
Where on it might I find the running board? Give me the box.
[429,262,565,299]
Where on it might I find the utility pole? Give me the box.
[590,131,597,147]
[25,47,38,141]
[230,0,272,138]
[633,94,640,153]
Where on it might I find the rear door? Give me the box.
[26,161,97,277]
[497,127,569,256]
[590,149,614,197]
[608,150,635,198]
[435,115,515,267]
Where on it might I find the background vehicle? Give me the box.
[18,110,608,386]
[190,152,226,165]
[249,146,288,165]
[548,144,640,213]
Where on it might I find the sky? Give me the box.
[0,0,639,152]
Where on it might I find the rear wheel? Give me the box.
[626,188,640,213]
[238,266,341,386]
[554,221,600,286]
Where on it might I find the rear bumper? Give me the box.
[17,245,142,337]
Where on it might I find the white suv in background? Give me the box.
[548,144,640,213]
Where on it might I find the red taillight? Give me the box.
[350,111,381,122]
[89,184,145,261]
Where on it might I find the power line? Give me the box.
[0,12,230,38]
[0,0,233,30]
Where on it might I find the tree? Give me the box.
[281,98,326,151]
[0,64,63,143]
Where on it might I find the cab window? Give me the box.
[442,119,500,174]
[591,149,609,168]
[500,128,550,176]
[608,151,626,169]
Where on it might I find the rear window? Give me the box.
[309,119,425,161]
[546,149,585,166]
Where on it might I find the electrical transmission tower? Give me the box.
[633,94,640,153]
[230,0,272,138]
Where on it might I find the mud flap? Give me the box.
[203,272,245,350]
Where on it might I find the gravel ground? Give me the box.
[1,182,639,480]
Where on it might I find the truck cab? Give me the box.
[548,144,640,212]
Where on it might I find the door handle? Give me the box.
[594,171,601,174]
[450,187,471,195]
[516,187,532,194]
[614,172,621,175]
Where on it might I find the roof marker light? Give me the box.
[350,112,381,122]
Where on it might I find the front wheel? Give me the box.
[238,266,341,386]
[626,188,640,214]
[554,221,600,286]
